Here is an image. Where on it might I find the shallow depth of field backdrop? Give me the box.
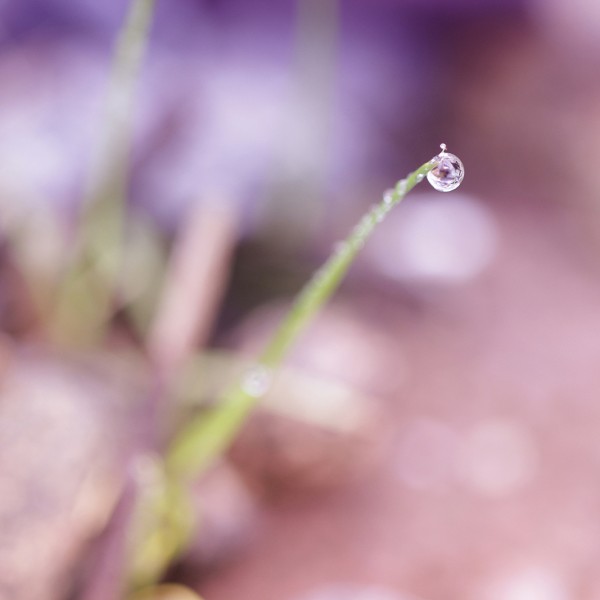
[2,1,600,599]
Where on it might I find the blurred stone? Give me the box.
[229,395,381,497]
[0,349,137,600]
[222,302,393,496]
[179,463,258,574]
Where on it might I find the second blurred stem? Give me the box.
[51,0,156,347]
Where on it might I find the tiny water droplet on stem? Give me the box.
[383,189,395,205]
[242,365,272,398]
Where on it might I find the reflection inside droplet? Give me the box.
[427,151,464,192]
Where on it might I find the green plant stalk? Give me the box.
[52,0,156,345]
[166,158,436,481]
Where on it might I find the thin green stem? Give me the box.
[166,157,436,480]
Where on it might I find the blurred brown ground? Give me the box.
[197,197,600,600]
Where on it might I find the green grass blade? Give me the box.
[166,158,436,480]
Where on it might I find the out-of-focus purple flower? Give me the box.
[0,43,106,226]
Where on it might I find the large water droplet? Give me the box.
[427,151,464,192]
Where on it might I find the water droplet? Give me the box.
[383,189,394,205]
[427,151,464,192]
[416,173,424,182]
[354,216,372,238]
[242,365,272,398]
[395,180,407,195]
[375,206,387,223]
